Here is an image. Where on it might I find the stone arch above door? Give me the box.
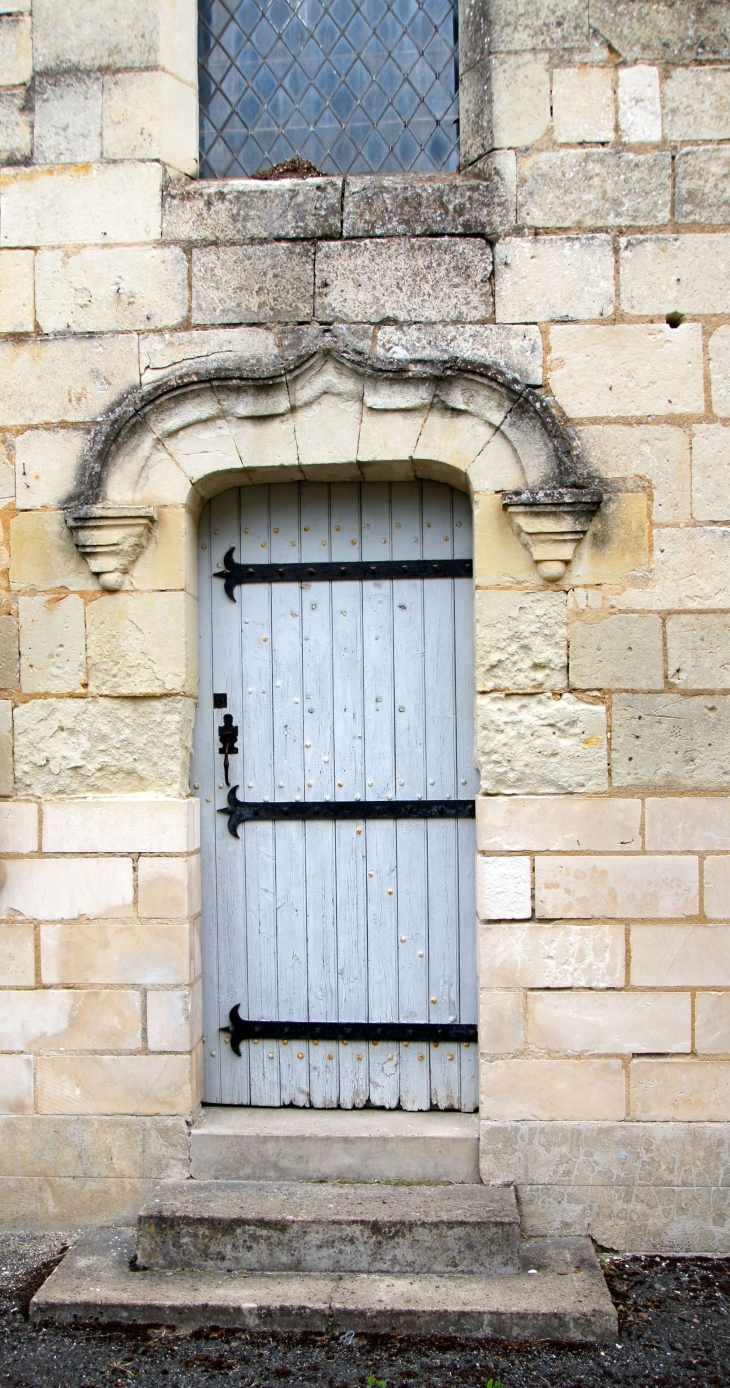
[63,347,602,591]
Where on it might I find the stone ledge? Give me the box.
[163,178,343,243]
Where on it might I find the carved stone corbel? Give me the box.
[501,487,603,582]
[66,505,156,590]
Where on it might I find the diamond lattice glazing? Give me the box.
[199,0,459,177]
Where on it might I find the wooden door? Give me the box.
[194,481,479,1110]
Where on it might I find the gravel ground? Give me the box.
[1,1232,729,1387]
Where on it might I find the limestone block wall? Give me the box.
[0,0,729,1245]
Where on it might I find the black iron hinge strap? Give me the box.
[219,791,475,837]
[221,1007,477,1055]
[215,548,472,599]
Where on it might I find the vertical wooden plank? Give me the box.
[239,487,280,1106]
[391,483,429,1109]
[422,482,460,1109]
[361,484,399,1107]
[301,486,339,1105]
[330,484,368,1105]
[269,485,310,1103]
[210,489,250,1105]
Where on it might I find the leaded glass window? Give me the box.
[199,0,459,177]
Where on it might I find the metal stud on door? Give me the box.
[193,481,479,1110]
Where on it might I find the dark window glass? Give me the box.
[199,0,459,176]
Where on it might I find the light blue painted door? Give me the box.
[193,481,479,1109]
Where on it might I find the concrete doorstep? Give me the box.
[31,1228,617,1342]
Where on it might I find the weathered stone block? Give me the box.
[192,244,314,325]
[535,855,698,920]
[343,174,511,236]
[675,148,730,223]
[667,614,730,689]
[518,151,671,228]
[42,797,198,855]
[0,1057,32,1115]
[0,89,31,164]
[138,855,201,919]
[621,234,730,315]
[0,164,162,248]
[41,922,195,986]
[618,65,661,142]
[32,0,197,83]
[376,325,542,385]
[0,250,33,333]
[460,53,550,160]
[0,700,12,797]
[549,323,703,417]
[14,429,87,511]
[527,990,691,1055]
[164,178,342,242]
[0,14,30,84]
[475,590,567,692]
[0,615,18,690]
[476,693,608,794]
[36,1055,193,1116]
[481,1059,625,1121]
[646,797,730,852]
[19,594,86,695]
[591,0,730,62]
[612,694,730,791]
[692,424,730,520]
[315,239,493,324]
[569,614,664,691]
[577,424,690,523]
[703,857,730,920]
[710,327,730,417]
[128,508,192,590]
[478,923,625,988]
[147,982,202,1052]
[631,925,730,987]
[663,65,730,139]
[0,1115,190,1181]
[0,335,139,427]
[552,67,614,144]
[494,236,614,323]
[139,326,280,383]
[611,525,730,611]
[0,801,36,853]
[0,990,142,1053]
[13,696,194,797]
[86,592,193,696]
[35,247,188,334]
[102,71,198,176]
[0,924,34,987]
[10,512,97,591]
[480,0,589,54]
[33,74,102,163]
[476,795,642,852]
[476,856,531,921]
[630,1060,730,1122]
[479,991,525,1056]
[695,994,730,1055]
[0,857,134,921]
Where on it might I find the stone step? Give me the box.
[136,1180,521,1275]
[192,1107,480,1184]
[31,1228,618,1344]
